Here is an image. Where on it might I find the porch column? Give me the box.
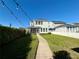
[39,28,41,33]
[77,27,78,32]
[69,27,71,32]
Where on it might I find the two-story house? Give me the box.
[29,18,79,33]
[29,18,66,33]
[29,19,49,33]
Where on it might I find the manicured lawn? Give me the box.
[27,34,38,59]
[41,34,79,59]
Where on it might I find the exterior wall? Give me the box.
[76,27,79,32]
[30,21,35,27]
[48,22,55,28]
[41,22,49,28]
[48,22,64,28]
[54,24,64,27]
[30,20,49,28]
[54,26,79,33]
[68,27,79,32]
[54,27,67,32]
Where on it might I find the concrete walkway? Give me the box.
[36,34,53,59]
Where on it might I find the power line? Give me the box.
[0,0,24,27]
[0,0,17,19]
[13,0,32,20]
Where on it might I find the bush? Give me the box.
[48,32,51,34]
[53,50,71,59]
[0,26,26,46]
[0,26,32,59]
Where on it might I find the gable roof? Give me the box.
[73,23,79,26]
[52,21,66,24]
[31,18,48,22]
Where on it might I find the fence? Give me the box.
[51,32,79,39]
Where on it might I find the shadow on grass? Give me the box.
[53,50,71,59]
[72,47,79,53]
[1,33,32,59]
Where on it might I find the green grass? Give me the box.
[27,34,38,59]
[41,34,79,59]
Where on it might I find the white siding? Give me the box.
[54,27,67,32]
[30,20,79,33]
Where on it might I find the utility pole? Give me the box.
[10,24,12,28]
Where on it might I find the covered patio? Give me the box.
[29,26,41,33]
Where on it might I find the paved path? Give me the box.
[36,34,53,59]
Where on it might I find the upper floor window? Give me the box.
[38,21,40,25]
[36,21,38,25]
[36,21,43,25]
[40,21,43,25]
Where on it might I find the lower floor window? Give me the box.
[41,28,42,32]
[41,28,48,32]
[46,28,47,32]
[43,28,45,32]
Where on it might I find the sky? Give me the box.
[0,0,79,28]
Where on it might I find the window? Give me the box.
[38,21,40,25]
[36,21,43,25]
[46,28,47,32]
[36,21,38,25]
[41,28,42,32]
[43,28,45,32]
[41,21,43,25]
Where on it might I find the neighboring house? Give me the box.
[29,18,79,33]
[53,24,79,32]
